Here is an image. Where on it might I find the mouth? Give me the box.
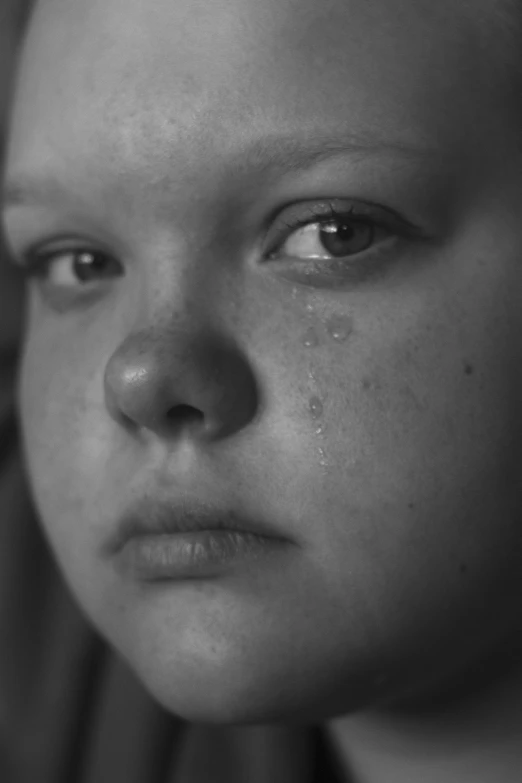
[103,493,294,581]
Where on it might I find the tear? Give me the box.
[325,314,353,343]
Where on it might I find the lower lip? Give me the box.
[115,530,288,581]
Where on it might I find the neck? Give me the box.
[327,651,522,783]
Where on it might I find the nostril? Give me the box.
[166,404,203,425]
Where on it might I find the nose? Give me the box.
[103,324,259,442]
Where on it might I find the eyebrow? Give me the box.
[1,129,437,212]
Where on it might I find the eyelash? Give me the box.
[280,201,376,231]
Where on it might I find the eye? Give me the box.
[267,203,395,263]
[278,217,380,259]
[21,247,123,288]
[262,199,424,288]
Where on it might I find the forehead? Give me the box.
[5,0,509,202]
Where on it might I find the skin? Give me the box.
[3,0,522,780]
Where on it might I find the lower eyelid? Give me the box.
[271,234,398,279]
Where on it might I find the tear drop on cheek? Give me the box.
[325,314,353,343]
[309,395,324,420]
[303,327,319,348]
[318,446,329,467]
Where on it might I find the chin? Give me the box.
[126,650,388,725]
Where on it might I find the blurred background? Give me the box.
[0,0,31,359]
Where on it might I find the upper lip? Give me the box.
[104,494,289,555]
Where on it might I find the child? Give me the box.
[3,0,522,780]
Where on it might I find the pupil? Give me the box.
[337,224,354,240]
[319,220,373,257]
[75,252,103,281]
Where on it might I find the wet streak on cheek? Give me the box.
[298,301,356,472]
[324,314,353,344]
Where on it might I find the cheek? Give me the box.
[18,326,109,561]
[313,285,522,584]
[294,291,522,677]
[319,257,519,476]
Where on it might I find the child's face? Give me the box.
[4,0,522,722]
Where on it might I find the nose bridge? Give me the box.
[103,320,259,442]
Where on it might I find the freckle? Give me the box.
[362,378,372,391]
[460,563,468,575]
[408,502,415,510]
[303,327,319,348]
[325,314,353,343]
[309,395,324,419]
[464,362,474,376]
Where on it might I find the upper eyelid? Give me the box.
[283,209,390,233]
[265,197,423,237]
[14,238,118,269]
[264,202,403,255]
